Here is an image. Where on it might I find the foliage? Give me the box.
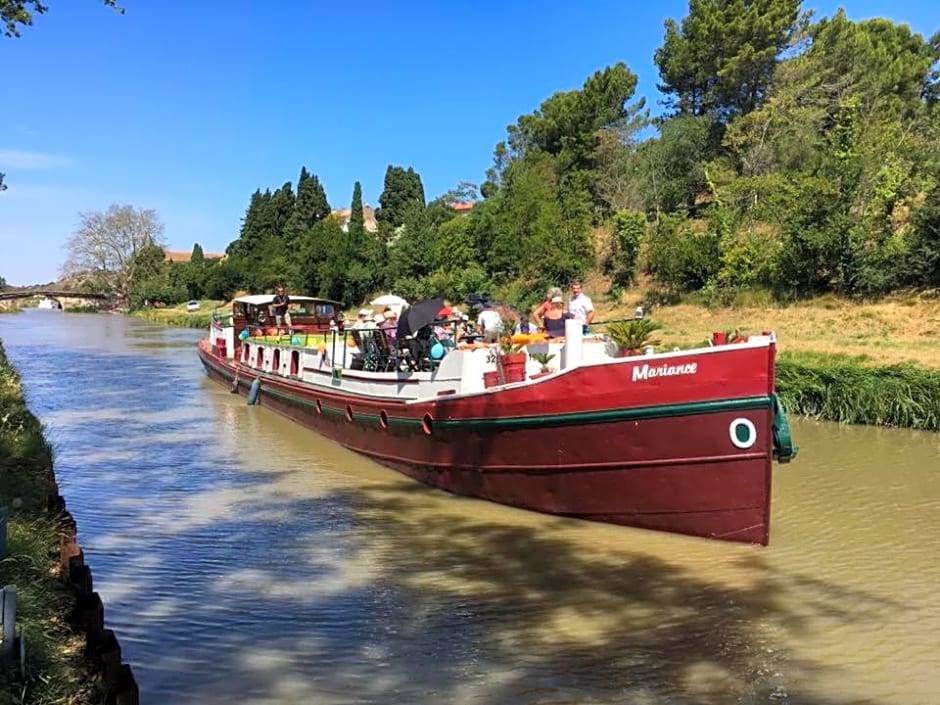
[606,318,663,352]
[283,165,330,250]
[654,0,805,118]
[62,204,166,303]
[1,0,122,37]
[605,210,645,287]
[376,165,425,228]
[776,352,940,430]
[904,179,940,287]
[529,351,556,371]
[638,113,717,214]
[645,213,721,293]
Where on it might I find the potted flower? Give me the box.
[606,318,663,357]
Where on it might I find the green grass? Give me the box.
[776,350,940,430]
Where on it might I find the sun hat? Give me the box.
[551,295,563,303]
[358,308,371,317]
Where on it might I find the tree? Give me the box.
[348,181,365,239]
[2,0,123,37]
[283,166,330,248]
[376,166,425,228]
[0,172,6,192]
[0,274,7,288]
[654,0,805,119]
[638,113,717,214]
[62,204,166,301]
[505,63,645,172]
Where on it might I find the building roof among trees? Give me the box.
[164,250,225,263]
[332,205,378,233]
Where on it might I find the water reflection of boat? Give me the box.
[197,294,797,544]
[37,297,60,310]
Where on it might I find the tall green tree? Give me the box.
[376,166,425,228]
[654,0,804,118]
[284,166,330,248]
[638,113,717,214]
[340,181,382,304]
[505,63,645,171]
[485,153,592,288]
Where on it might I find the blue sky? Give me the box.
[1,1,935,285]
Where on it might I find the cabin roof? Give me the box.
[233,294,342,306]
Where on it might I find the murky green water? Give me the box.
[2,310,938,704]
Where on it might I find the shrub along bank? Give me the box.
[0,341,98,703]
[775,351,940,431]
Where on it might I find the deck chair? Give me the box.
[371,328,399,372]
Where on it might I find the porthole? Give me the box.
[346,405,354,422]
[729,418,757,449]
[379,410,389,429]
[315,399,322,415]
[422,413,434,436]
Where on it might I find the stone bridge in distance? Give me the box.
[0,286,111,311]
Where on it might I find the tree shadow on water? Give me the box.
[134,475,900,705]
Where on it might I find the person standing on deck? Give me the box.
[566,280,594,333]
[270,286,292,333]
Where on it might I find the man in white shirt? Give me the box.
[476,305,503,343]
[567,281,594,332]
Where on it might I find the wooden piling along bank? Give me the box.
[52,495,138,705]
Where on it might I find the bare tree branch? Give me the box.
[62,204,165,301]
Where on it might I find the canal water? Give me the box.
[1,309,938,705]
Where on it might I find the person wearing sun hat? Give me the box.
[541,294,574,338]
[352,308,373,330]
[379,307,399,339]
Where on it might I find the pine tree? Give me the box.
[376,166,426,228]
[284,166,331,248]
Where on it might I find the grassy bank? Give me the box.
[0,342,96,704]
[593,289,940,368]
[776,351,940,430]
[130,299,224,328]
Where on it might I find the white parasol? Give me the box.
[370,294,409,311]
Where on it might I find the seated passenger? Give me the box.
[379,308,399,339]
[541,295,573,338]
[434,320,456,348]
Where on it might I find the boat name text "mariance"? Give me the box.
[632,362,698,382]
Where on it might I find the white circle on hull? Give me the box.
[729,418,757,449]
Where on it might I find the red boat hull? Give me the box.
[199,339,778,544]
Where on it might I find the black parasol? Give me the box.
[397,297,447,338]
